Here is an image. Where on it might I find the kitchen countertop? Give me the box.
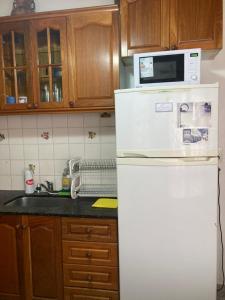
[0,191,118,219]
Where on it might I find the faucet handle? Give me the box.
[45,181,54,192]
[36,183,42,193]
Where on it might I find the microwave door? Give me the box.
[139,54,185,85]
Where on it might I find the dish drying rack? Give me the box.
[70,158,117,199]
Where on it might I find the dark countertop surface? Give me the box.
[0,191,118,219]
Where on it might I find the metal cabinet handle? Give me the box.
[87,274,92,281]
[69,101,75,108]
[86,227,92,234]
[16,224,21,230]
[170,44,177,50]
[21,224,28,230]
[27,103,33,109]
[86,251,92,258]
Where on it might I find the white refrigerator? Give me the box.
[115,84,219,300]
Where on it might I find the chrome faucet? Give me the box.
[36,181,55,194]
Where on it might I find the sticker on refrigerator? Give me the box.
[178,102,212,128]
[139,57,154,78]
[155,103,173,112]
[183,128,208,144]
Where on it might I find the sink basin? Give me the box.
[4,195,72,208]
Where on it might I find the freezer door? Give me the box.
[117,158,217,300]
[115,84,218,157]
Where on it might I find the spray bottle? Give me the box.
[25,164,35,194]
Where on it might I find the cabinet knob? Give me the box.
[87,274,92,281]
[86,251,92,258]
[86,227,92,234]
[21,224,28,230]
[16,224,21,230]
[170,45,177,50]
[33,103,38,109]
[69,101,75,108]
[27,103,33,109]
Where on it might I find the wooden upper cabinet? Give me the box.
[120,0,222,56]
[0,21,34,111]
[170,0,223,50]
[30,17,69,109]
[120,0,170,56]
[0,215,24,300]
[67,8,119,110]
[26,216,63,300]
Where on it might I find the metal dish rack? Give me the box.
[70,158,117,198]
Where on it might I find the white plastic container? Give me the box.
[25,165,35,194]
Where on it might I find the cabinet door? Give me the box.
[30,18,69,109]
[0,22,34,111]
[0,215,24,300]
[26,216,63,300]
[120,0,170,56]
[170,0,222,50]
[67,8,119,110]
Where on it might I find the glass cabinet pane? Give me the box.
[15,32,26,66]
[17,70,27,98]
[2,33,13,67]
[37,29,48,65]
[52,67,62,102]
[39,67,50,102]
[5,69,16,99]
[50,29,61,64]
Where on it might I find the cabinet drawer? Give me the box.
[62,218,117,243]
[63,241,118,267]
[64,287,119,300]
[64,264,118,290]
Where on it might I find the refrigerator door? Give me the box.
[117,157,217,300]
[115,84,218,157]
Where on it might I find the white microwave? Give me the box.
[133,48,201,87]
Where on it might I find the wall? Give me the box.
[0,113,116,190]
[200,1,225,285]
[0,0,114,16]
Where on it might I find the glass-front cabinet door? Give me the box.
[0,22,33,110]
[31,18,69,109]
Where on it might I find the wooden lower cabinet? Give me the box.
[0,215,118,300]
[62,218,119,299]
[64,287,119,300]
[26,216,63,300]
[0,215,63,300]
[0,215,24,300]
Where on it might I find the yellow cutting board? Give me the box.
[92,198,118,209]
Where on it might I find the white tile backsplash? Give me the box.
[0,145,10,159]
[0,113,116,190]
[24,145,39,159]
[53,128,69,144]
[8,115,22,129]
[0,116,8,129]
[68,113,84,127]
[54,144,69,159]
[37,115,52,128]
[52,114,68,127]
[10,145,24,159]
[23,129,38,144]
[9,129,23,144]
[22,115,37,128]
[38,144,54,159]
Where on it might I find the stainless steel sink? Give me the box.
[4,195,71,208]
